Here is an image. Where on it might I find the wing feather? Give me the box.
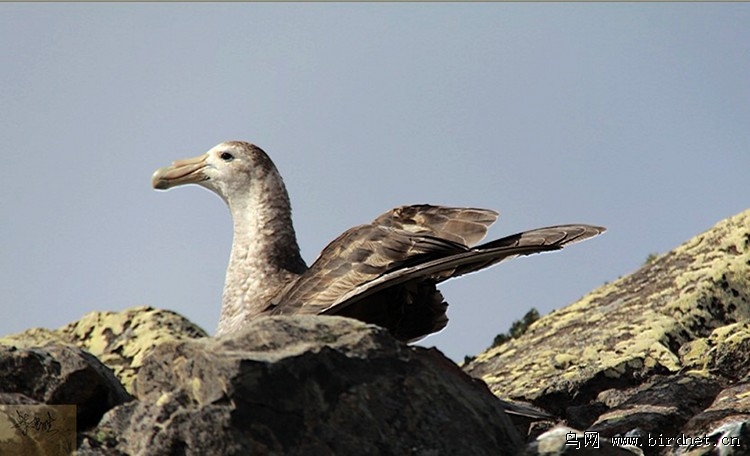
[318,224,605,316]
[269,203,604,332]
[372,205,499,247]
[272,221,466,315]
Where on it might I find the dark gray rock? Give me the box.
[588,374,724,441]
[79,315,522,456]
[0,344,131,430]
[522,426,644,455]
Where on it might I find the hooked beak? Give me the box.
[152,154,209,190]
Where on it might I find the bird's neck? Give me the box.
[216,184,307,336]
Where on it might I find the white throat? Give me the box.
[214,172,307,336]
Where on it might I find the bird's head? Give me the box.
[152,141,280,204]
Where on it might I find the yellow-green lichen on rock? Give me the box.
[0,306,207,394]
[683,321,750,380]
[465,209,750,402]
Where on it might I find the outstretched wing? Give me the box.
[271,205,498,315]
[317,224,606,318]
[271,203,604,329]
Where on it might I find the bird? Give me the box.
[152,141,605,342]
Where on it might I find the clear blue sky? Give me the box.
[2,4,748,362]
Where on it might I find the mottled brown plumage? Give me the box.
[152,141,605,341]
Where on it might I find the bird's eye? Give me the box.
[220,152,234,162]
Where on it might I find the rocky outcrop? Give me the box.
[2,309,527,455]
[0,306,207,394]
[0,343,131,428]
[466,209,750,454]
[78,315,523,455]
[2,209,749,455]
